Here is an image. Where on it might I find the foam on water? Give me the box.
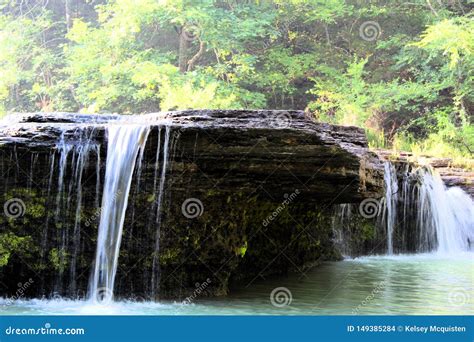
[348,251,474,262]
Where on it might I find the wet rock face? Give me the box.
[0,110,384,299]
[1,110,384,202]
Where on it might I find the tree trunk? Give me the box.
[65,0,72,32]
[178,29,189,73]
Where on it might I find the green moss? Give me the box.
[27,203,46,218]
[361,221,376,240]
[0,232,34,267]
[49,248,68,272]
[160,248,180,265]
[237,241,247,257]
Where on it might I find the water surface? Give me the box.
[2,253,472,315]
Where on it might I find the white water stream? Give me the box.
[415,168,474,253]
[89,124,151,302]
[382,162,398,254]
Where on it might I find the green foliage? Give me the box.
[412,17,473,125]
[0,232,33,267]
[48,248,68,272]
[0,0,472,158]
[238,241,248,257]
[394,109,474,160]
[308,58,371,126]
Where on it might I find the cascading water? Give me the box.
[52,129,101,295]
[381,162,398,254]
[68,132,100,294]
[414,167,474,254]
[151,126,171,298]
[333,162,474,257]
[331,204,353,257]
[89,124,151,302]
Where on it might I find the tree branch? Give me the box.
[187,40,205,72]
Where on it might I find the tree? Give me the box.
[0,0,472,158]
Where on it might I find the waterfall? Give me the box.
[334,162,473,257]
[53,133,72,293]
[89,124,151,302]
[69,133,100,294]
[414,167,474,254]
[331,204,353,257]
[380,163,474,254]
[52,129,100,295]
[382,162,398,254]
[151,126,171,298]
[34,117,173,301]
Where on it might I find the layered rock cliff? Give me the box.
[0,110,384,299]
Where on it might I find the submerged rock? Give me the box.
[0,110,383,300]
